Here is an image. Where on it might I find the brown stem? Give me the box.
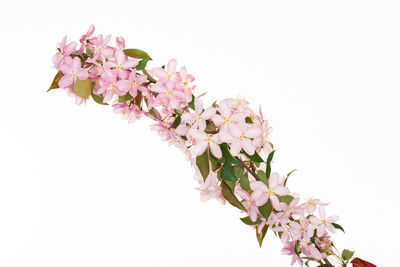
[235,156,260,181]
[323,258,334,267]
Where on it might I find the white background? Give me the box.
[0,1,399,266]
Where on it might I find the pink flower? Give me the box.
[212,102,246,142]
[236,185,268,222]
[116,36,125,50]
[281,241,303,266]
[53,36,76,68]
[272,225,291,243]
[227,124,262,156]
[253,119,273,155]
[79,24,95,52]
[301,198,328,214]
[112,102,142,123]
[277,198,304,224]
[251,173,290,211]
[310,207,339,237]
[288,218,315,241]
[117,69,147,98]
[196,172,225,204]
[59,57,88,88]
[181,98,216,132]
[190,130,222,158]
[152,59,179,82]
[152,80,186,112]
[106,50,138,79]
[97,73,129,102]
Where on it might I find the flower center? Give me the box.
[71,71,78,78]
[224,116,232,124]
[131,81,138,90]
[115,64,122,71]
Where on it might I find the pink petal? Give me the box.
[209,142,222,158]
[229,141,241,156]
[117,80,130,92]
[191,141,208,156]
[241,138,255,155]
[58,75,73,88]
[167,59,177,73]
[202,107,216,120]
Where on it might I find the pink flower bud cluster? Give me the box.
[50,25,348,267]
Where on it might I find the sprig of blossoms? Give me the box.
[48,25,377,267]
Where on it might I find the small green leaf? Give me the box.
[123,48,152,60]
[265,150,275,179]
[205,120,218,134]
[332,222,345,233]
[280,195,294,204]
[225,180,236,192]
[136,58,149,71]
[245,116,254,124]
[85,47,94,56]
[256,225,268,247]
[239,172,251,191]
[294,240,300,256]
[256,170,268,185]
[342,249,355,261]
[258,201,272,220]
[148,108,160,120]
[118,94,133,103]
[220,161,237,182]
[284,169,297,186]
[220,143,240,164]
[74,78,92,99]
[47,71,63,92]
[171,115,181,129]
[240,216,261,225]
[233,165,245,177]
[188,95,195,110]
[221,181,247,211]
[196,150,210,181]
[242,150,263,163]
[91,90,108,105]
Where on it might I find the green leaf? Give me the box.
[265,150,275,179]
[233,165,245,177]
[171,115,181,129]
[332,222,345,233]
[280,195,294,204]
[256,170,268,185]
[188,95,195,110]
[118,93,133,103]
[342,249,355,261]
[47,71,63,92]
[205,120,218,134]
[221,181,247,211]
[209,151,225,163]
[240,216,261,225]
[196,150,210,181]
[258,201,273,220]
[91,90,108,105]
[220,143,240,164]
[85,47,94,56]
[256,225,268,247]
[242,150,263,163]
[74,78,91,99]
[284,169,297,186]
[123,48,152,60]
[294,240,300,256]
[148,108,160,120]
[225,180,236,192]
[136,58,149,71]
[245,116,254,124]
[220,161,237,182]
[239,172,251,191]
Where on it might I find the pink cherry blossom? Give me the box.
[251,173,290,211]
[112,102,142,123]
[310,206,339,237]
[106,50,138,79]
[227,124,262,156]
[301,197,328,214]
[196,172,225,204]
[152,59,179,82]
[281,241,303,266]
[277,198,304,224]
[97,73,129,102]
[58,57,88,88]
[79,24,95,52]
[152,80,187,112]
[212,102,246,142]
[53,36,77,68]
[190,130,222,158]
[181,98,216,132]
[236,185,268,222]
[118,69,147,98]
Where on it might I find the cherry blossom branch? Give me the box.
[47,25,378,267]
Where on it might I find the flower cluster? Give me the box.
[48,25,377,267]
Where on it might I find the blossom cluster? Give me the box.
[48,25,376,267]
